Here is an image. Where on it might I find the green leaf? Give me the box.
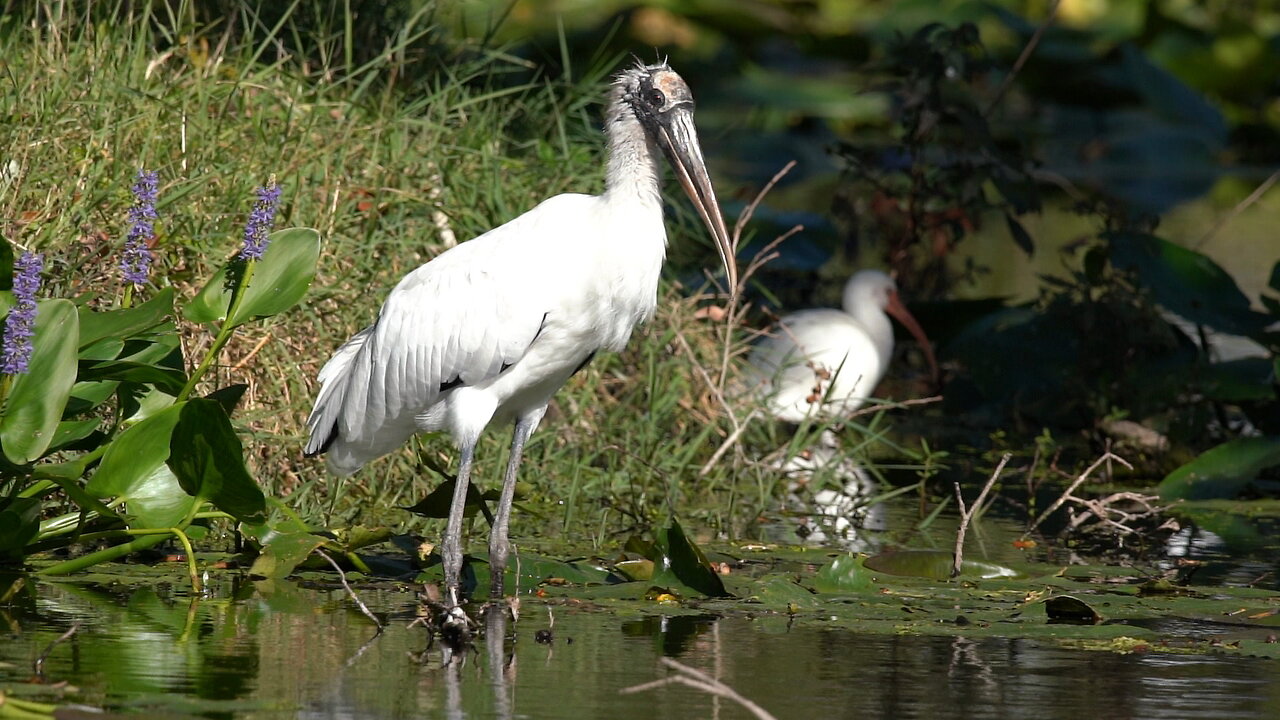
[0,238,12,292]
[0,497,40,561]
[48,418,102,452]
[77,288,174,348]
[247,528,327,579]
[1269,260,1280,295]
[166,399,266,523]
[77,359,186,395]
[1108,231,1270,336]
[863,549,1019,580]
[1158,436,1280,501]
[87,403,195,528]
[647,519,730,598]
[814,554,875,593]
[1,299,79,464]
[1004,213,1034,256]
[184,228,320,328]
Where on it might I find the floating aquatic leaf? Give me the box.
[813,554,875,593]
[1158,436,1280,501]
[1046,595,1103,624]
[863,549,1019,580]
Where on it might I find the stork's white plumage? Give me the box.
[748,270,937,423]
[304,61,734,607]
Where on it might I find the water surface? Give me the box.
[2,576,1276,719]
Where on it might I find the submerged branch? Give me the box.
[621,657,778,720]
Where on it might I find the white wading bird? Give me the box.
[304,61,735,607]
[748,269,938,423]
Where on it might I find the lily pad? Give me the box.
[863,549,1020,580]
[1159,436,1280,501]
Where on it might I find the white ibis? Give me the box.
[304,61,735,608]
[747,269,937,423]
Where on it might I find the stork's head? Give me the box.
[616,61,738,292]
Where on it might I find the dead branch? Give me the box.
[1027,450,1133,533]
[317,549,383,632]
[621,657,778,720]
[986,0,1061,114]
[953,452,1011,577]
[34,622,80,679]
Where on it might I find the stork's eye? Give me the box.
[646,88,666,108]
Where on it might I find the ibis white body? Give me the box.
[748,270,936,423]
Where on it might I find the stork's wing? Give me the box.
[305,234,551,474]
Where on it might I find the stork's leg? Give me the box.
[489,411,542,598]
[441,439,476,608]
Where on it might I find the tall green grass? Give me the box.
[1,1,931,550]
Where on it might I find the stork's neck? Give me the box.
[602,89,663,210]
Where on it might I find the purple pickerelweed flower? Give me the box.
[120,168,159,285]
[2,252,44,375]
[238,179,282,261]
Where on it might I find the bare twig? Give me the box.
[1027,451,1132,533]
[317,549,384,632]
[33,622,80,679]
[1195,168,1280,249]
[953,453,1011,577]
[228,333,273,373]
[621,657,778,720]
[986,0,1060,114]
[699,408,759,476]
[843,394,943,419]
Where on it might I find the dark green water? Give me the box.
[2,575,1277,719]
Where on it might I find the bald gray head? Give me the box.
[606,60,737,291]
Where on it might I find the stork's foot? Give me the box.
[413,584,478,665]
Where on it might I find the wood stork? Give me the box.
[747,269,937,423]
[304,61,735,608]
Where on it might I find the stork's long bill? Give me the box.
[627,64,738,292]
[654,109,738,292]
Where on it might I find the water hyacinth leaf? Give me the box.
[76,359,186,395]
[0,497,40,561]
[1158,436,1280,501]
[648,519,730,598]
[167,398,267,523]
[184,228,320,328]
[1,299,78,464]
[1004,213,1034,256]
[814,554,875,593]
[206,383,248,415]
[87,403,195,528]
[1107,231,1270,336]
[77,287,174,348]
[0,238,12,292]
[863,549,1019,580]
[48,418,102,452]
